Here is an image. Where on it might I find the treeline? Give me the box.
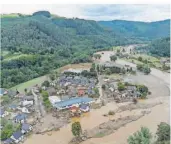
[1,11,133,88]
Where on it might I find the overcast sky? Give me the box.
[1,4,170,21]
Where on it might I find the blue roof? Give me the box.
[0,108,5,115]
[14,113,27,120]
[80,104,89,110]
[0,88,5,95]
[22,123,30,131]
[12,131,23,139]
[3,138,13,144]
[53,97,93,108]
[9,104,18,109]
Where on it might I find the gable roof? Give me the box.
[22,123,31,131]
[3,138,13,144]
[0,108,5,115]
[12,131,23,139]
[14,113,27,121]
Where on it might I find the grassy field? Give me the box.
[10,63,92,93]
[11,75,48,93]
[134,54,160,63]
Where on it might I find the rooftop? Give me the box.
[3,138,13,144]
[53,97,93,109]
[14,113,27,120]
[22,123,31,131]
[0,108,5,115]
[12,131,23,139]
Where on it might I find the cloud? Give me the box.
[1,4,170,22]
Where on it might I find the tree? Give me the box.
[110,55,117,62]
[1,96,11,105]
[117,82,125,91]
[156,122,170,142]
[42,80,50,87]
[24,88,27,94]
[117,49,120,53]
[143,65,151,75]
[93,54,101,59]
[0,124,14,140]
[138,56,143,61]
[102,84,106,90]
[127,127,152,144]
[49,72,55,81]
[133,98,138,104]
[71,122,82,137]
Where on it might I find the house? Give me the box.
[77,87,87,96]
[11,131,24,143]
[22,96,34,101]
[0,88,8,96]
[47,87,56,96]
[127,86,136,92]
[14,113,27,123]
[3,138,14,144]
[0,108,9,118]
[53,97,93,110]
[22,96,34,106]
[49,96,61,105]
[61,95,70,101]
[9,104,18,111]
[80,104,90,112]
[21,123,32,134]
[15,93,24,99]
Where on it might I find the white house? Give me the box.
[22,100,34,106]
[11,131,24,143]
[19,107,30,113]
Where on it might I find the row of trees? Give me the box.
[41,90,52,111]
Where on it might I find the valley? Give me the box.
[0,9,170,144]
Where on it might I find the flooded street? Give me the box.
[24,50,170,144]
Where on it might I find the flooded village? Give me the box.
[0,45,170,144]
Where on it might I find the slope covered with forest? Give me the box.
[1,11,132,88]
[136,37,170,57]
[98,19,170,40]
[1,11,170,88]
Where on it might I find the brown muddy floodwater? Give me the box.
[24,97,169,144]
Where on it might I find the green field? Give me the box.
[11,75,48,93]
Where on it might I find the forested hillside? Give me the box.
[1,11,132,88]
[98,19,170,40]
[1,11,170,88]
[136,37,170,57]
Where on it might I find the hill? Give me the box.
[98,19,170,40]
[1,11,132,88]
